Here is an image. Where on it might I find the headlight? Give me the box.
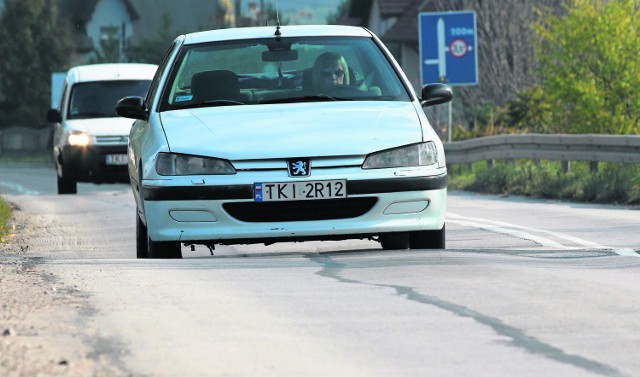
[362,142,438,169]
[68,131,91,147]
[156,153,236,176]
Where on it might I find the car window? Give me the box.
[68,80,152,119]
[159,36,410,111]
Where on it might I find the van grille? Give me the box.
[95,135,128,145]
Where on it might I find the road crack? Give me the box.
[309,255,629,377]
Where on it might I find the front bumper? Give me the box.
[61,145,129,183]
[141,174,447,244]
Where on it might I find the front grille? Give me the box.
[95,135,128,145]
[223,197,378,222]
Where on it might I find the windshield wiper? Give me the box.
[193,99,247,107]
[260,94,354,105]
[71,112,111,119]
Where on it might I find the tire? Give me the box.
[410,225,445,249]
[57,165,77,194]
[136,214,149,259]
[379,232,410,250]
[148,236,182,259]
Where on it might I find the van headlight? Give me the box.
[156,153,236,176]
[68,131,91,147]
[362,142,438,169]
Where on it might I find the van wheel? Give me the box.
[410,225,445,249]
[379,233,410,250]
[136,214,149,259]
[57,166,77,194]
[148,237,182,259]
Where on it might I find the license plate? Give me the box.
[105,154,128,165]
[254,180,347,202]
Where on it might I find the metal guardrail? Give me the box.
[443,134,640,165]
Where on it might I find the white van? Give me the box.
[47,63,158,194]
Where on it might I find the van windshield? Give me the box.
[68,80,151,119]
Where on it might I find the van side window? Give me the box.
[59,83,69,118]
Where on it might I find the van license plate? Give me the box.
[254,180,347,202]
[105,154,128,165]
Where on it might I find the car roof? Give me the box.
[66,63,158,85]
[183,25,373,45]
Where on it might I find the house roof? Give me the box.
[380,0,416,17]
[380,0,440,43]
[62,0,222,46]
[339,0,439,43]
[339,0,414,26]
[127,0,222,43]
[339,0,371,26]
[62,0,139,23]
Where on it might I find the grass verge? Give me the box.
[0,198,12,242]
[0,152,52,165]
[449,160,640,205]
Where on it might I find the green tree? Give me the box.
[504,86,555,133]
[327,0,349,25]
[0,0,72,129]
[534,0,640,134]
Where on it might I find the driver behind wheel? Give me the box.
[312,52,350,92]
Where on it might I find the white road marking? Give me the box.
[0,182,41,195]
[447,212,639,257]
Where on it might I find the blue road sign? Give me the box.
[419,11,478,86]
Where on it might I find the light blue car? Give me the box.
[116,25,452,258]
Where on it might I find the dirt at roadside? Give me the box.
[0,207,132,377]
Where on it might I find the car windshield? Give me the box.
[159,36,411,111]
[68,80,152,119]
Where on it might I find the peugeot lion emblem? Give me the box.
[288,158,310,177]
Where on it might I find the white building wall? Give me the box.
[85,0,133,60]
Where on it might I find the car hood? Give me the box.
[160,102,424,159]
[66,117,134,136]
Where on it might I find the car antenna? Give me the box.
[274,0,281,40]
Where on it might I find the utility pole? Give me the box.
[235,0,242,26]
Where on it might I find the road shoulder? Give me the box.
[0,207,130,377]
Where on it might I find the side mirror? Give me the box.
[420,84,453,107]
[47,108,62,123]
[116,96,147,120]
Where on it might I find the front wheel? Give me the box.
[136,214,149,259]
[409,225,445,249]
[57,164,77,194]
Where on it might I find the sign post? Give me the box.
[419,11,478,142]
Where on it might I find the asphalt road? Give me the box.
[1,165,639,377]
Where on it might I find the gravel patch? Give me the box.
[0,206,131,377]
